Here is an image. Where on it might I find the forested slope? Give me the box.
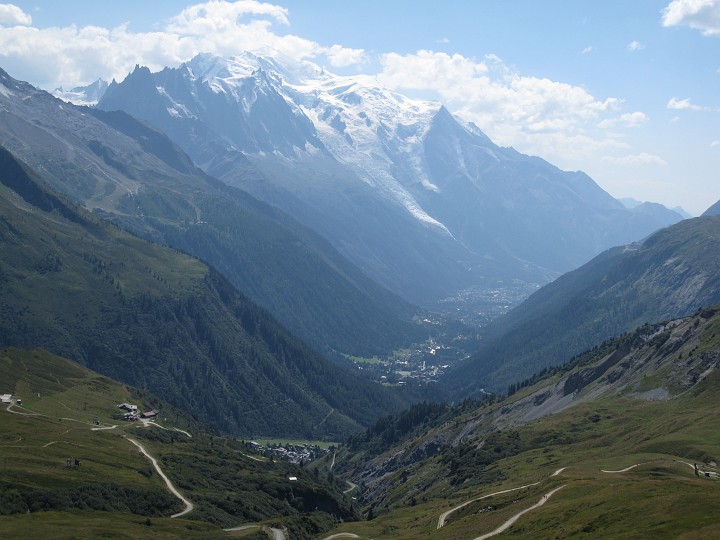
[0,146,410,438]
[448,216,720,395]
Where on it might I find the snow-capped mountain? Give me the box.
[53,78,108,106]
[97,53,684,306]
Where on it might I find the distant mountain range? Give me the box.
[95,52,684,306]
[620,197,692,219]
[446,214,720,394]
[0,66,425,360]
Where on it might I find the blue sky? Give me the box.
[1,0,718,214]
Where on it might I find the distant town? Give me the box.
[245,440,331,465]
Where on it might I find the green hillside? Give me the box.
[321,307,720,538]
[448,215,720,394]
[0,146,409,438]
[0,347,356,539]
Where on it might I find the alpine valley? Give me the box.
[1,42,719,540]
[95,53,683,311]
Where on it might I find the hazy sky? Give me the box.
[1,0,718,214]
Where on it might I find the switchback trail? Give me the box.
[473,485,566,540]
[343,480,358,495]
[437,467,566,529]
[438,459,712,537]
[125,437,193,518]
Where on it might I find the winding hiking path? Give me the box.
[223,525,260,533]
[5,401,39,416]
[473,485,566,540]
[437,467,567,529]
[125,437,193,518]
[91,424,117,431]
[601,463,642,473]
[343,480,358,495]
[437,460,715,537]
[139,418,192,438]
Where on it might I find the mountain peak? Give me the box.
[703,200,720,217]
[53,78,108,106]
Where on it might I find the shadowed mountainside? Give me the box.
[0,146,412,438]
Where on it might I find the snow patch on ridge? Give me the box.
[0,82,14,98]
[156,86,195,119]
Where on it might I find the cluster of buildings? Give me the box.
[246,441,330,465]
[1,393,21,405]
[354,339,457,386]
[111,402,158,421]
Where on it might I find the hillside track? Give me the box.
[437,459,715,537]
[125,437,193,518]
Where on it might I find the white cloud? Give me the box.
[0,0,366,89]
[667,96,702,110]
[0,1,662,178]
[373,49,641,170]
[581,45,593,54]
[377,50,488,92]
[0,3,31,26]
[603,152,668,166]
[324,44,366,68]
[165,0,290,33]
[712,140,720,147]
[437,37,450,44]
[377,50,621,143]
[662,0,720,36]
[598,111,648,129]
[627,40,645,51]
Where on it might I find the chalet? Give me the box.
[140,409,158,419]
[117,403,138,412]
[1,394,11,404]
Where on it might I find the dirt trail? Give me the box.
[140,418,191,438]
[343,480,358,495]
[223,524,260,533]
[5,402,39,416]
[438,460,708,536]
[125,437,193,518]
[437,470,565,529]
[473,485,566,540]
[601,463,642,473]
